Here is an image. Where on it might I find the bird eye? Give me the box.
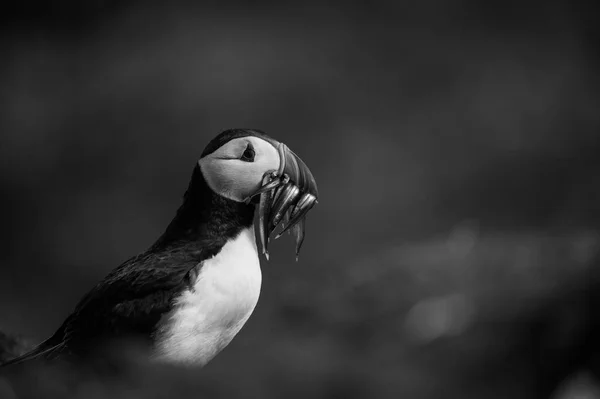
[240,144,255,162]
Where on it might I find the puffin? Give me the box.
[1,129,318,368]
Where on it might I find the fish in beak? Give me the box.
[245,142,318,260]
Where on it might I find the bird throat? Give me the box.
[152,164,256,250]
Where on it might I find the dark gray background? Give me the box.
[1,2,599,398]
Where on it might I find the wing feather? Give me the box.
[1,245,210,366]
[0,333,66,367]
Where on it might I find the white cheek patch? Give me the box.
[198,137,280,202]
[199,158,244,200]
[250,136,280,172]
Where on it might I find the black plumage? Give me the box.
[2,134,256,365]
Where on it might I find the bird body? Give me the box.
[1,129,318,368]
[153,227,261,366]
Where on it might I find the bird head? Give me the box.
[198,129,319,259]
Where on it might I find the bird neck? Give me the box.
[151,164,256,251]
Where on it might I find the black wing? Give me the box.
[0,333,67,366]
[1,246,208,366]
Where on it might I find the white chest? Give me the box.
[153,228,262,366]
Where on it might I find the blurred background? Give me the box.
[1,1,599,398]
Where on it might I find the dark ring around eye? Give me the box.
[241,144,255,162]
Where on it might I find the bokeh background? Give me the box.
[1,1,599,398]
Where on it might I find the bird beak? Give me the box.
[247,143,318,260]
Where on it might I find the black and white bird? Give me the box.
[1,129,318,368]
